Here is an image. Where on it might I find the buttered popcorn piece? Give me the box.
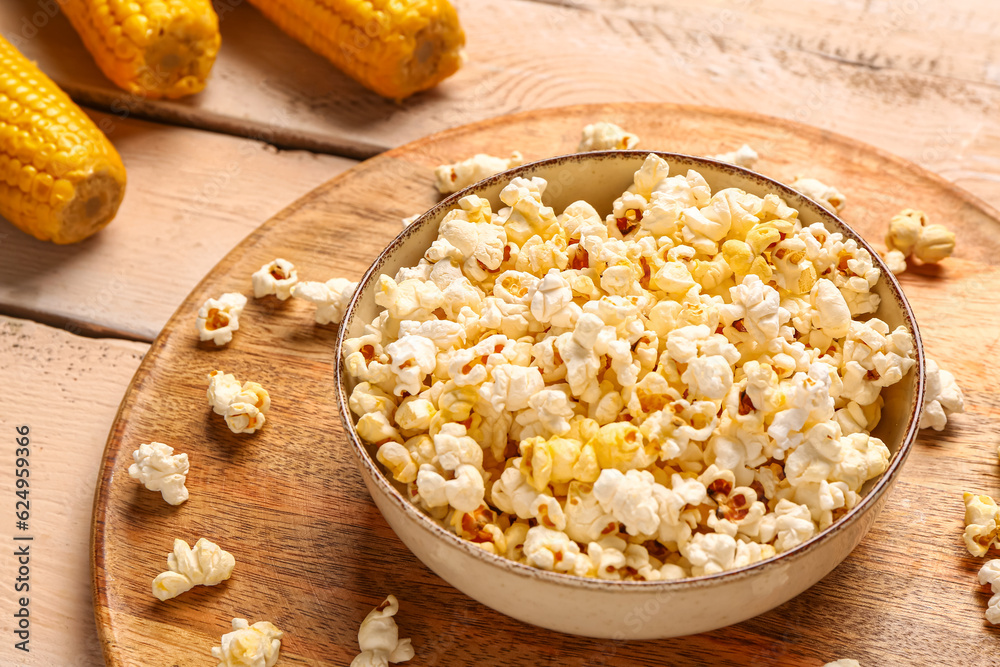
[345,155,915,580]
[790,177,845,214]
[434,152,523,195]
[919,358,964,431]
[881,248,908,275]
[251,258,298,300]
[963,492,1000,557]
[211,618,283,667]
[351,595,414,667]
[578,122,639,152]
[196,292,247,346]
[152,538,235,601]
[291,277,358,325]
[128,442,189,505]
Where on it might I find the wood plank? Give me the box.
[0,110,354,342]
[3,0,1000,212]
[93,103,1000,666]
[0,315,148,667]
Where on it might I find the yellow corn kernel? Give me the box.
[57,0,221,99]
[245,0,466,100]
[0,37,126,244]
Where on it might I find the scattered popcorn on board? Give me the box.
[152,538,235,601]
[211,618,283,667]
[196,292,247,346]
[128,442,189,506]
[207,370,271,434]
[351,595,414,667]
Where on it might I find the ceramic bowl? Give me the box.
[334,151,925,639]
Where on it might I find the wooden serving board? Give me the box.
[93,103,1000,666]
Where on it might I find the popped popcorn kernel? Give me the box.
[351,595,414,667]
[251,258,298,300]
[578,122,639,152]
[207,371,270,434]
[291,277,358,325]
[978,560,1000,625]
[434,152,523,195]
[963,492,1000,557]
[128,442,189,506]
[211,617,282,667]
[196,292,247,346]
[344,155,915,580]
[152,538,234,601]
[919,358,964,431]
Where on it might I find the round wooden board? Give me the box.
[93,103,1000,667]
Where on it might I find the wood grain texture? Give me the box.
[0,315,147,667]
[92,104,1000,666]
[0,110,353,342]
[3,0,1000,213]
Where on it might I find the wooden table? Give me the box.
[0,1,998,665]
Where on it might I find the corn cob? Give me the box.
[0,36,126,244]
[57,0,221,99]
[245,0,466,100]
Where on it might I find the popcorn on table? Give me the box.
[128,442,189,505]
[963,492,1000,557]
[434,152,524,195]
[211,617,283,667]
[884,208,956,266]
[351,595,414,667]
[343,153,916,580]
[291,277,358,325]
[152,538,235,601]
[710,144,758,170]
[196,292,247,346]
[251,258,298,300]
[578,122,640,152]
[979,559,1000,624]
[207,370,270,434]
[919,358,964,431]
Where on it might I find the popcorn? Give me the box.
[345,156,915,580]
[196,292,247,346]
[351,595,414,667]
[523,526,582,572]
[291,277,357,325]
[884,208,955,267]
[251,258,298,300]
[128,442,189,506]
[578,122,639,152]
[881,248,907,275]
[979,560,1000,625]
[207,371,270,434]
[790,177,845,213]
[913,224,956,263]
[963,492,1000,557]
[919,358,964,431]
[401,214,420,229]
[885,209,925,256]
[710,144,759,170]
[434,152,523,195]
[211,618,282,667]
[152,538,235,601]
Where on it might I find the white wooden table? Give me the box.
[1,1,999,664]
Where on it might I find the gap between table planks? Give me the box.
[4,0,1000,212]
[0,110,354,342]
[93,103,1000,666]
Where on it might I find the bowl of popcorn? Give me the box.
[335,151,924,639]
